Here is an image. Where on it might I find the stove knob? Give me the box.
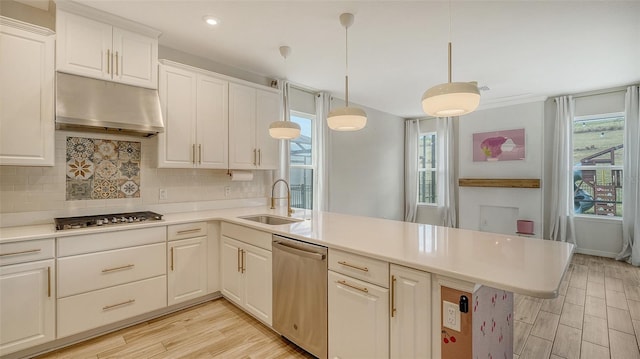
[120,217,126,223]
[96,219,103,226]
[128,217,134,223]
[103,218,109,224]
[112,217,118,223]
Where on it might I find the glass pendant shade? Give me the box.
[327,107,367,131]
[421,81,480,117]
[269,120,301,139]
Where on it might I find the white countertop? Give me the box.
[0,206,573,298]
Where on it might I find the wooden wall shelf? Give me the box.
[458,178,541,189]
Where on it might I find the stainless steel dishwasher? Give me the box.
[273,234,328,359]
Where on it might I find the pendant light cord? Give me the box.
[345,24,349,107]
[448,0,452,83]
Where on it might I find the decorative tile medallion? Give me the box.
[65,137,141,200]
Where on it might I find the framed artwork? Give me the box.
[472,128,525,162]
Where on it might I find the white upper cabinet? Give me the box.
[196,74,229,168]
[111,27,157,88]
[255,90,280,169]
[229,83,280,170]
[157,62,229,169]
[158,64,197,167]
[56,8,158,89]
[0,17,55,166]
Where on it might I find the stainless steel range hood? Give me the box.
[56,73,164,137]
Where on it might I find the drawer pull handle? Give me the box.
[0,248,41,257]
[337,261,369,272]
[107,49,110,74]
[103,299,135,311]
[47,266,51,298]
[101,264,135,273]
[198,144,202,164]
[237,248,241,272]
[337,280,368,293]
[176,228,201,235]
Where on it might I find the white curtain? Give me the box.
[404,119,419,222]
[437,117,457,227]
[617,85,640,265]
[548,96,576,244]
[315,92,331,211]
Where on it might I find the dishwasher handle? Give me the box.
[273,240,326,261]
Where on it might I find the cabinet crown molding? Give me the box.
[0,16,55,36]
[159,59,280,94]
[55,0,161,38]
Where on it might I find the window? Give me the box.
[572,113,624,217]
[289,111,315,210]
[418,132,437,204]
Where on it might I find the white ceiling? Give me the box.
[76,0,640,118]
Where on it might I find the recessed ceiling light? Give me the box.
[203,16,219,26]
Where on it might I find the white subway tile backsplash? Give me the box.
[0,131,269,225]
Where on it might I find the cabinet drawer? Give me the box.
[168,222,207,241]
[0,239,54,266]
[57,243,166,298]
[58,226,166,257]
[57,275,166,338]
[329,249,389,288]
[221,222,271,251]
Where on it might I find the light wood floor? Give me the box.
[515,253,640,359]
[35,299,314,359]
[35,253,640,359]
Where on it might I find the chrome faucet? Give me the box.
[271,179,293,216]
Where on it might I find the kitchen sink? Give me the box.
[239,215,303,225]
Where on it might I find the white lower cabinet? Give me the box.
[57,276,166,338]
[390,264,431,359]
[328,270,389,359]
[221,235,272,325]
[57,227,167,338]
[0,259,55,356]
[167,236,207,305]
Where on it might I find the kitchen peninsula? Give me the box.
[0,205,573,359]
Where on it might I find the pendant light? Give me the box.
[269,46,301,140]
[421,1,480,117]
[327,13,367,131]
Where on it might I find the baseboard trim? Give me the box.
[575,248,618,259]
[5,292,222,359]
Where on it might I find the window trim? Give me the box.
[289,110,317,210]
[572,112,625,220]
[417,132,437,205]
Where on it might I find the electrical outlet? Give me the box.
[224,186,231,197]
[159,188,167,200]
[443,300,461,331]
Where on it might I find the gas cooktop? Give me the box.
[55,211,163,231]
